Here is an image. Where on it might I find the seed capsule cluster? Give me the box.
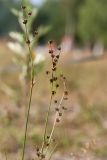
[21,5,38,44]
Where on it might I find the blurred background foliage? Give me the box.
[0,0,107,46]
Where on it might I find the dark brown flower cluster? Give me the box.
[21,5,38,44]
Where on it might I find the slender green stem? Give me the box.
[45,81,66,155]
[40,58,54,155]
[22,84,33,160]
[21,16,35,160]
[41,82,54,154]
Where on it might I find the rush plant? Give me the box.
[21,1,69,160]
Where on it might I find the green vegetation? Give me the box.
[1,0,107,46]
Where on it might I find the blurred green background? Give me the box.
[0,0,107,160]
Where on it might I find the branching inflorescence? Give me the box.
[21,2,69,160]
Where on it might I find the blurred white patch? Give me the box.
[7,42,24,56]
[34,53,45,64]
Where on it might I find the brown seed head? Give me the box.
[56,84,59,88]
[57,46,61,51]
[62,106,67,110]
[49,50,53,54]
[53,62,56,67]
[52,67,56,71]
[47,136,50,139]
[52,91,56,95]
[28,12,32,16]
[26,39,30,44]
[51,54,55,58]
[37,152,40,157]
[49,40,53,44]
[21,5,26,9]
[56,55,59,59]
[64,91,68,95]
[46,71,50,75]
[54,100,58,103]
[50,78,53,83]
[55,107,59,111]
[23,19,27,24]
[56,118,60,123]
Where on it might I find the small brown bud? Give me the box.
[62,106,67,110]
[37,152,40,157]
[46,143,50,146]
[56,84,59,88]
[50,78,53,83]
[46,71,50,75]
[26,39,30,44]
[57,46,61,51]
[28,12,32,16]
[47,136,50,139]
[23,19,27,24]
[21,5,26,9]
[53,62,56,67]
[52,91,56,95]
[51,54,55,58]
[54,100,57,103]
[55,107,59,111]
[63,76,66,80]
[52,67,56,71]
[49,40,53,44]
[64,91,68,95]
[56,55,59,59]
[49,50,53,54]
[56,118,60,123]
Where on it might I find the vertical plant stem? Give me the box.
[41,57,54,154]
[22,84,33,160]
[45,81,66,155]
[21,22,35,160]
[41,77,54,154]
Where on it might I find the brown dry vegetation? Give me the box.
[0,40,107,159]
